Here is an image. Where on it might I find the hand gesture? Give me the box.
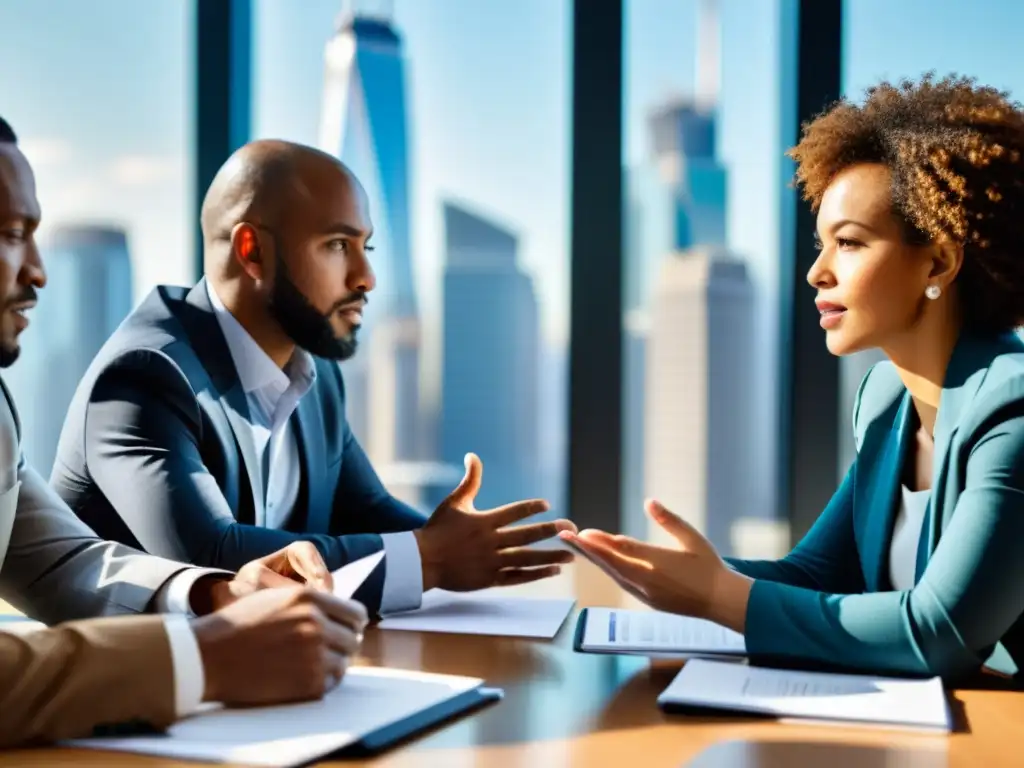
[414,453,577,591]
[560,499,733,619]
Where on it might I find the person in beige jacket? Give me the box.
[0,116,369,749]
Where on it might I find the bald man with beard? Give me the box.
[51,139,576,617]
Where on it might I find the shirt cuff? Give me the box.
[161,614,206,717]
[154,568,231,617]
[379,531,423,614]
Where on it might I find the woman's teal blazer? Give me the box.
[728,331,1024,681]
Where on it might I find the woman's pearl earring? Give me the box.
[925,284,942,300]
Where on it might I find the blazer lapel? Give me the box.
[179,279,265,525]
[294,383,329,533]
[862,393,914,592]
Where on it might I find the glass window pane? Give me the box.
[254,0,570,518]
[0,0,193,474]
[622,0,793,558]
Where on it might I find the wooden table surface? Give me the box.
[3,561,1022,767]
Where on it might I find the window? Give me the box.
[254,0,571,517]
[0,0,193,474]
[622,0,793,557]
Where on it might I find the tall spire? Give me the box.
[695,0,720,110]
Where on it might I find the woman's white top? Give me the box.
[888,485,932,591]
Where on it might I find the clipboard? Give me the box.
[572,607,592,653]
[572,606,747,659]
[65,668,505,766]
[339,685,503,757]
[87,685,505,755]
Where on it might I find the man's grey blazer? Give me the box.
[0,377,190,624]
[50,279,426,611]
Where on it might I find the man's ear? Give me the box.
[929,237,963,289]
[230,223,263,281]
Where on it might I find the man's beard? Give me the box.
[268,259,363,360]
[0,342,20,368]
[0,287,36,368]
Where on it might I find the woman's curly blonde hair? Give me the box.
[789,73,1024,332]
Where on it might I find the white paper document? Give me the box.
[377,589,576,638]
[64,667,487,767]
[580,607,746,656]
[658,659,952,732]
[331,550,386,599]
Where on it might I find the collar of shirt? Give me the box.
[205,280,317,425]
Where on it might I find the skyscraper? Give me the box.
[625,0,769,553]
[440,201,540,511]
[648,97,727,250]
[4,225,133,475]
[645,249,755,554]
[318,0,421,462]
[319,0,416,323]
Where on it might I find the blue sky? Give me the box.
[2,0,1024,345]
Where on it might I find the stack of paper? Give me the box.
[577,607,746,657]
[378,589,576,639]
[65,667,500,766]
[658,659,952,732]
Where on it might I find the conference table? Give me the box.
[2,559,1021,767]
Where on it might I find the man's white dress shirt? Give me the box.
[205,282,422,614]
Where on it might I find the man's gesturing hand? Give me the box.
[413,453,577,592]
[191,587,368,706]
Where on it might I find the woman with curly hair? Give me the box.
[564,74,1024,682]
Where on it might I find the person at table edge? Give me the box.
[565,74,1024,683]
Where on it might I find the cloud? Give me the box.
[109,154,182,187]
[18,137,73,167]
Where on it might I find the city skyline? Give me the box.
[4,0,1024,519]
[5,1,1024,326]
[623,6,762,553]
